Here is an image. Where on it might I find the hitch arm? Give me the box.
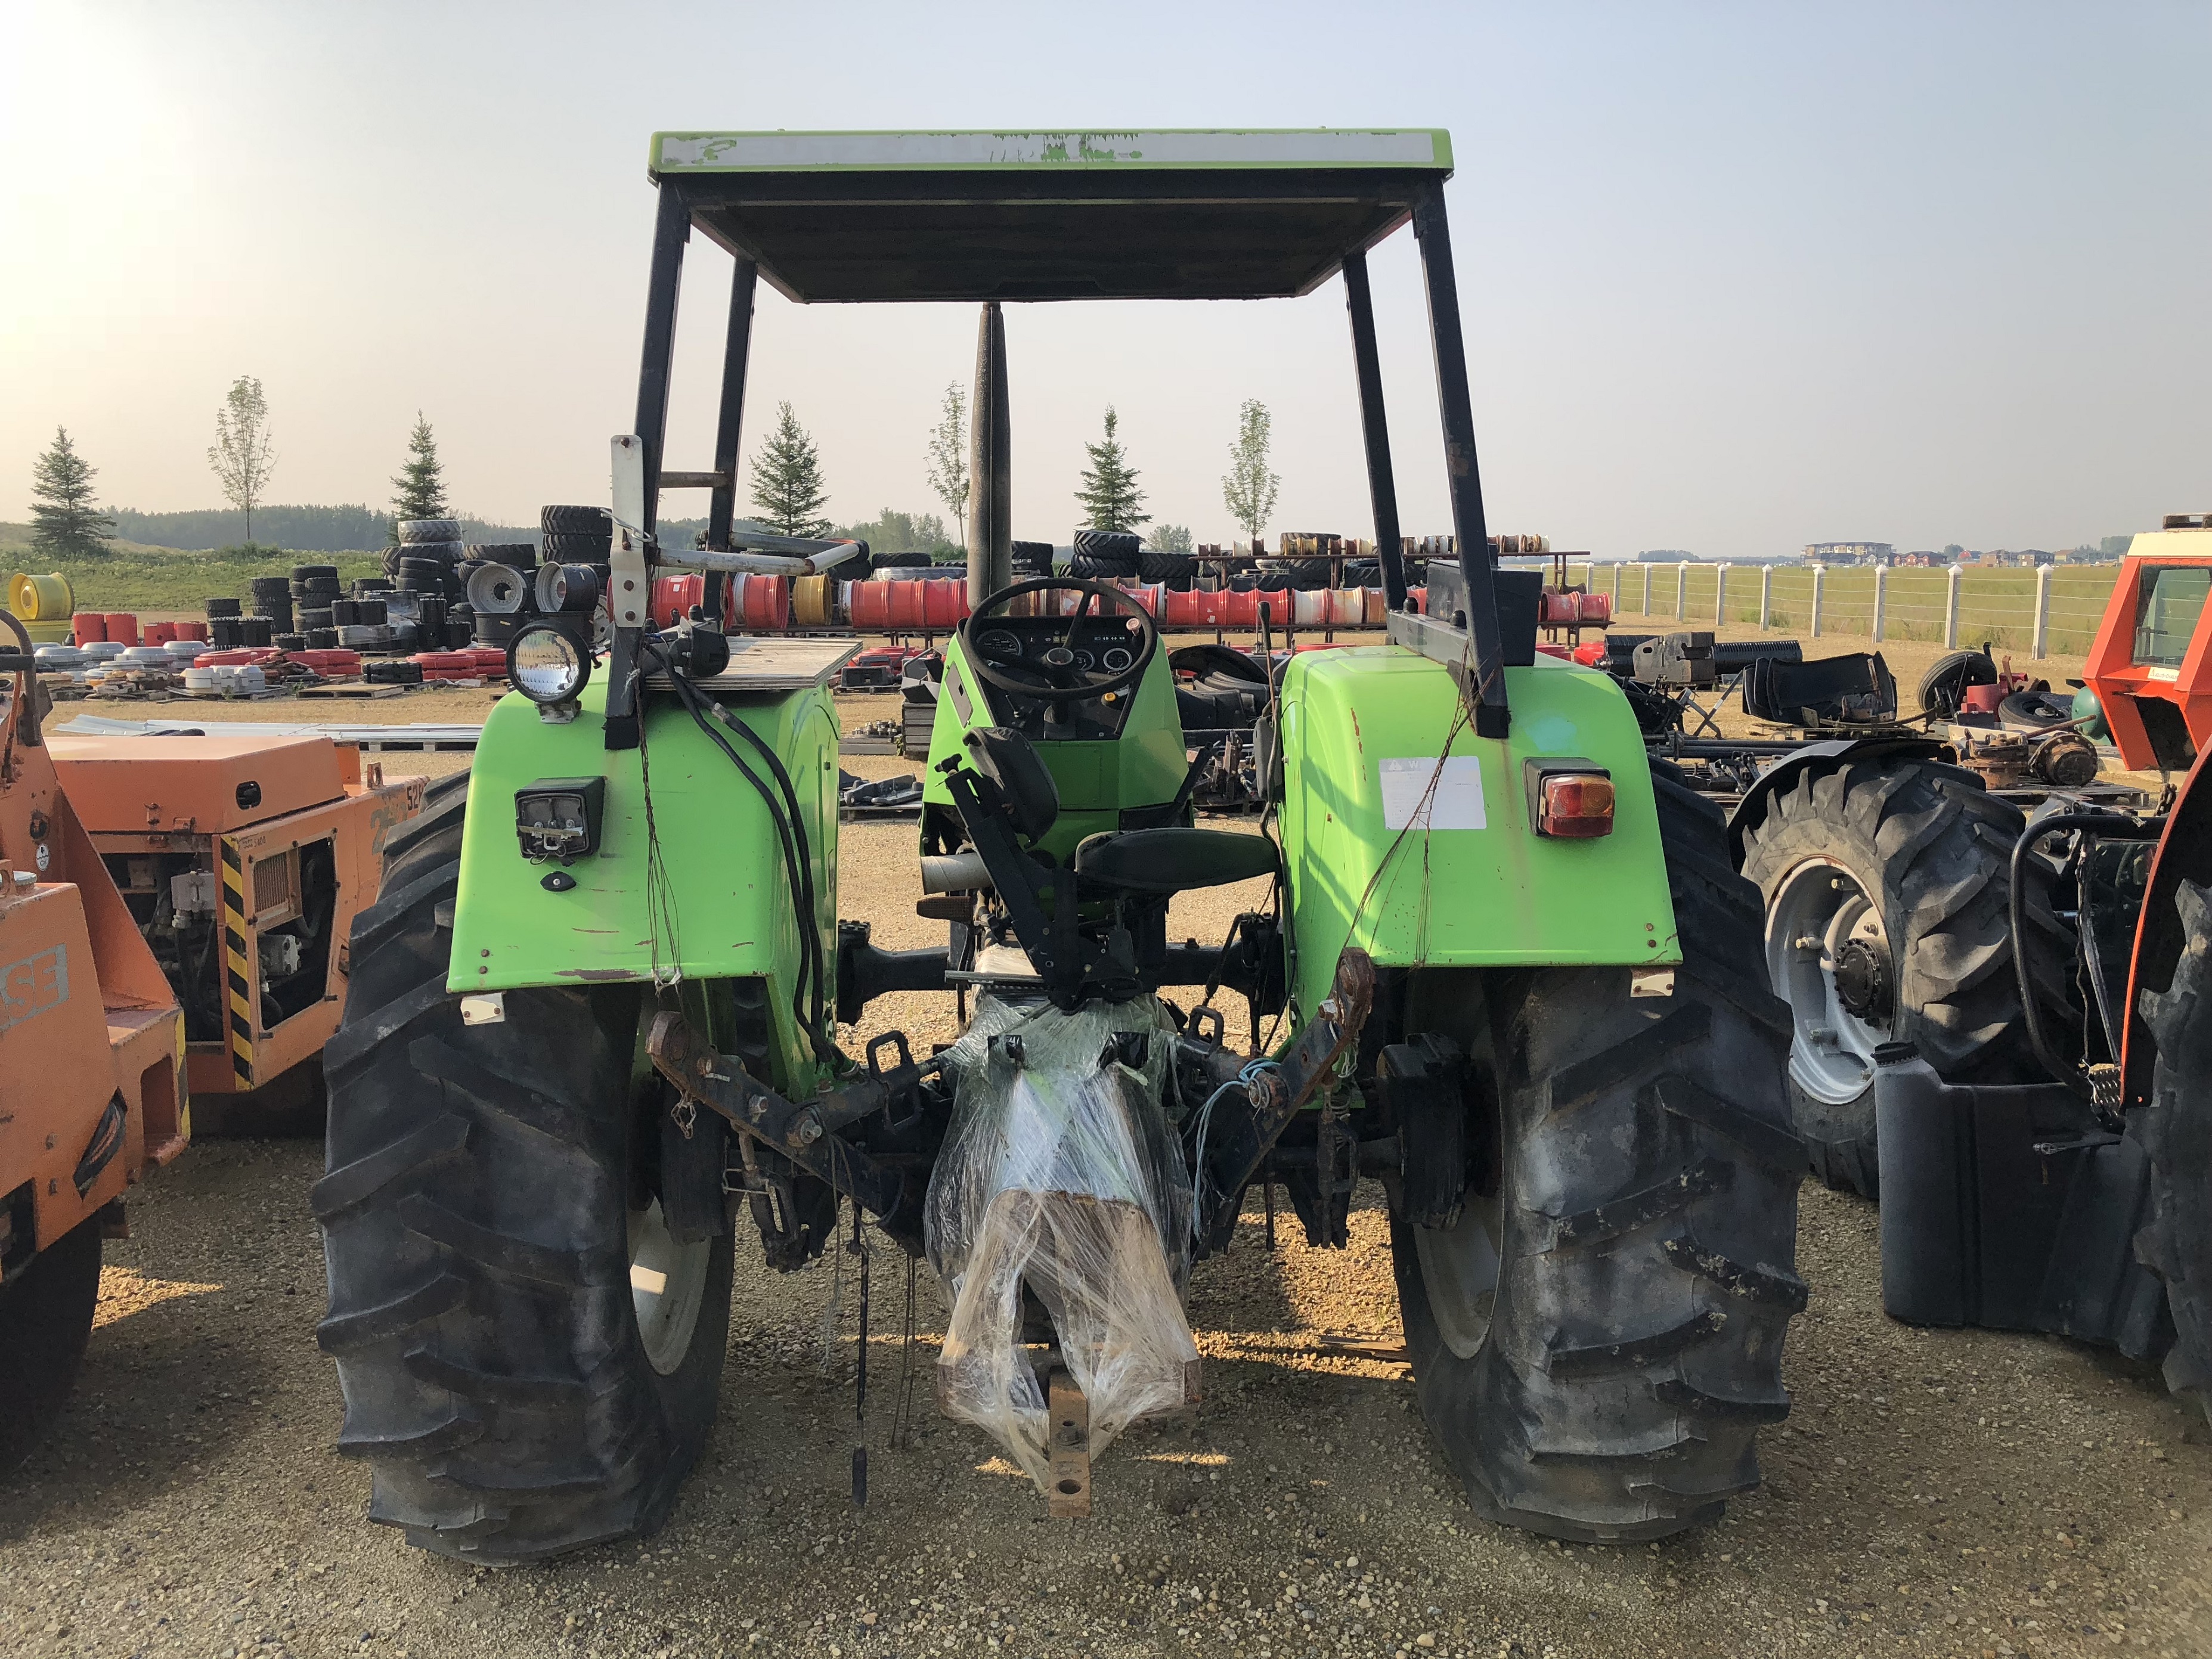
[646,1011,916,1237]
[1186,948,1375,1255]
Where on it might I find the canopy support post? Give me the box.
[1411,184,1510,739]
[1342,249,1406,612]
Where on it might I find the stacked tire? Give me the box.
[250,575,294,636]
[1067,529,1140,582]
[292,564,343,649]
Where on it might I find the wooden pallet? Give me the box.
[646,636,862,692]
[297,683,408,699]
[1046,1369,1091,1519]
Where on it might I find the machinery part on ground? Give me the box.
[1737,756,2037,1198]
[2136,879,2212,1425]
[316,776,734,1564]
[1916,647,1997,718]
[1392,765,1803,1542]
[1871,1047,2169,1358]
[2070,682,2111,740]
[0,1216,104,1471]
[1999,686,2074,729]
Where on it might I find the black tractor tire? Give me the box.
[1916,647,1997,717]
[540,505,611,537]
[1138,550,1200,585]
[1261,557,1334,590]
[1999,687,2072,729]
[315,774,733,1564]
[1392,765,1803,1542]
[0,1217,104,1473]
[1067,554,1136,582]
[541,532,614,565]
[1737,757,2040,1198]
[870,550,936,572]
[399,519,463,545]
[2136,879,2212,1426]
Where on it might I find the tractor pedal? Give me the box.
[1046,1368,1092,1519]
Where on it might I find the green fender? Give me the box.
[446,678,842,1094]
[1275,647,1679,1028]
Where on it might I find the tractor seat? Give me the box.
[1073,827,1280,894]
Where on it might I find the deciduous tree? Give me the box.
[208,376,277,547]
[1220,399,1278,542]
[924,382,968,549]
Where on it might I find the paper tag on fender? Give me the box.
[1379,756,1486,831]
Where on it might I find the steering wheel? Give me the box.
[959,578,1160,704]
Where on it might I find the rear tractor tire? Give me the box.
[315,776,732,1564]
[2136,880,2212,1426]
[1393,765,1805,1541]
[1737,758,2043,1198]
[0,1218,104,1473]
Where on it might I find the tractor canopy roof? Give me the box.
[645,128,1454,303]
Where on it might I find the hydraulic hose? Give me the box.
[644,640,837,1060]
[2008,810,2165,1107]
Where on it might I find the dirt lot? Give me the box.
[7,670,2208,1659]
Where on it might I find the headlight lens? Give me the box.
[508,625,590,704]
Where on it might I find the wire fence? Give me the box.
[1573,560,2120,660]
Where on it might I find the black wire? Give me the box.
[644,641,837,1061]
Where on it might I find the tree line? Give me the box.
[24,375,1286,562]
[744,387,1281,553]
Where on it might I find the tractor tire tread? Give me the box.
[1394,767,1800,1541]
[2136,879,2212,1424]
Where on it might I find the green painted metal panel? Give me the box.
[446,680,841,1094]
[652,129,1452,176]
[918,638,1189,862]
[1276,647,1678,1026]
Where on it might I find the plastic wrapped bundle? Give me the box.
[925,992,1199,1490]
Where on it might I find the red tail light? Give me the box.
[1527,763,1615,838]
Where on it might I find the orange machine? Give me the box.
[2085,519,2212,774]
[44,731,424,1114]
[0,613,187,1465]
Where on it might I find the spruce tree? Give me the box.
[389,412,448,530]
[748,402,832,537]
[28,427,114,558]
[1075,407,1148,533]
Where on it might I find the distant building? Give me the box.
[1803,541,1894,565]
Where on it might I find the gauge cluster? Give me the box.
[969,616,1142,678]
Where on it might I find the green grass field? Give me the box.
[1,524,386,615]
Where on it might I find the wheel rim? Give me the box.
[1414,1196,1501,1360]
[1767,856,1891,1106]
[628,1198,711,1376]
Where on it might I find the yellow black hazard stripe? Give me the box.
[219,839,253,1086]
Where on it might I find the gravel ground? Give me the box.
[8,684,2208,1659]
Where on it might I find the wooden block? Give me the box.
[1045,1367,1091,1520]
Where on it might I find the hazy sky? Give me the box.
[3,2,2206,559]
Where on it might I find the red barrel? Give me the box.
[736,574,789,630]
[846,582,891,631]
[1575,591,1612,625]
[171,619,207,642]
[1538,590,1579,627]
[921,578,968,630]
[72,612,106,643]
[144,620,176,644]
[103,612,139,645]
[649,573,702,629]
[886,579,927,631]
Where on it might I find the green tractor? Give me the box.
[316,129,1804,1564]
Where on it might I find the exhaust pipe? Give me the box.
[968,301,1012,606]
